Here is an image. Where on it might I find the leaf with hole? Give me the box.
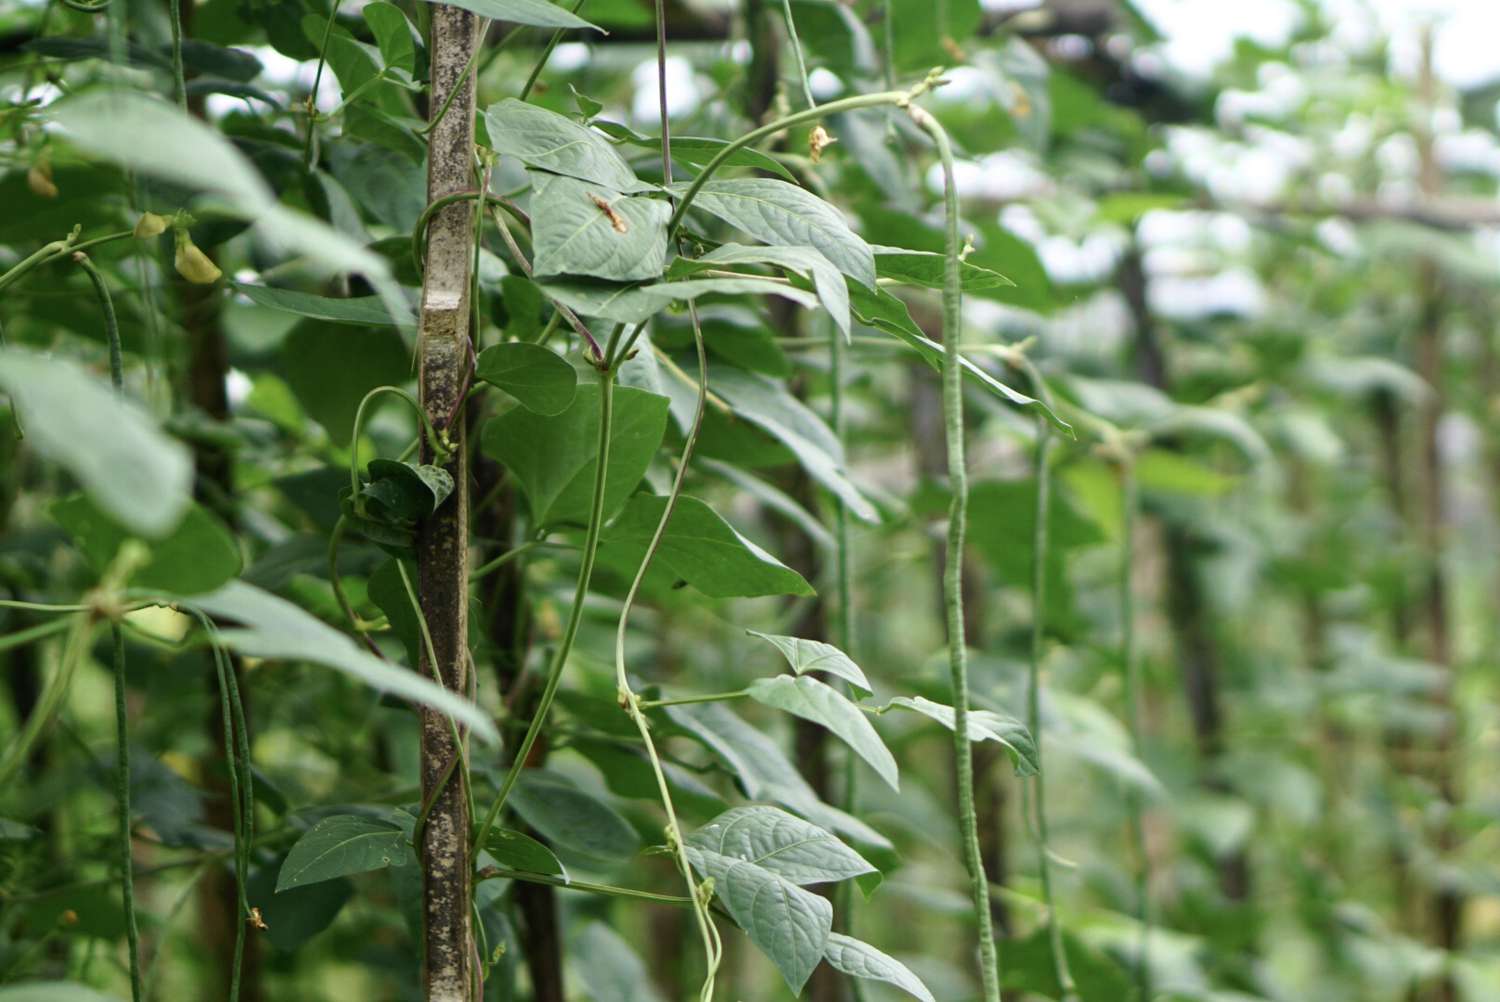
[0,349,192,538]
[600,494,814,598]
[747,631,871,694]
[747,675,898,790]
[475,342,578,415]
[481,383,669,527]
[276,815,408,891]
[669,178,876,287]
[189,581,498,743]
[529,172,670,282]
[484,98,647,191]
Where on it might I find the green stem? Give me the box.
[472,366,617,855]
[302,0,345,168]
[203,621,246,1002]
[72,252,122,389]
[612,305,721,1000]
[636,689,748,709]
[0,613,92,788]
[470,540,575,581]
[0,230,136,293]
[519,3,584,103]
[168,0,187,111]
[479,867,694,906]
[111,625,143,1002]
[1119,461,1152,1000]
[348,385,446,502]
[1022,372,1076,999]
[0,616,72,653]
[778,0,816,110]
[912,103,1002,1002]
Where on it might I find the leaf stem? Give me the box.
[637,689,748,709]
[910,102,1002,1002]
[477,867,693,906]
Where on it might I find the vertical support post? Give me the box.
[418,5,478,1000]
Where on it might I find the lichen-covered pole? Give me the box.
[417,4,478,999]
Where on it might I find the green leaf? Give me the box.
[481,383,670,527]
[872,247,1015,293]
[529,173,670,281]
[54,93,396,299]
[246,867,353,953]
[849,289,1069,432]
[694,244,850,339]
[686,841,832,993]
[600,494,814,598]
[708,366,875,521]
[536,279,660,324]
[573,922,667,1002]
[639,277,820,313]
[359,460,454,522]
[234,284,413,328]
[0,984,120,1002]
[422,0,601,30]
[475,342,578,415]
[878,695,1037,776]
[508,770,641,863]
[0,818,39,841]
[189,581,499,743]
[664,702,890,848]
[1134,449,1238,497]
[595,123,796,181]
[483,98,647,192]
[362,2,415,73]
[686,806,874,886]
[277,322,411,445]
[747,675,898,790]
[53,495,241,595]
[0,349,191,538]
[824,933,936,1002]
[483,827,566,878]
[276,815,408,891]
[669,179,876,287]
[746,631,871,694]
[367,558,421,668]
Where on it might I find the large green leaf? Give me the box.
[189,581,499,743]
[234,284,413,328]
[600,494,813,598]
[53,495,241,595]
[573,922,667,1002]
[484,98,647,191]
[686,806,874,886]
[529,172,670,281]
[747,675,898,790]
[877,695,1037,776]
[686,841,833,993]
[662,703,890,848]
[276,815,408,891]
[422,0,601,30]
[480,383,670,527]
[747,631,871,694]
[872,246,1015,293]
[483,827,566,878]
[53,93,395,297]
[639,278,820,313]
[708,366,875,521]
[475,342,578,415]
[824,933,936,1002]
[0,349,191,538]
[509,770,641,863]
[669,179,876,287]
[277,321,411,445]
[693,244,850,339]
[362,2,414,73]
